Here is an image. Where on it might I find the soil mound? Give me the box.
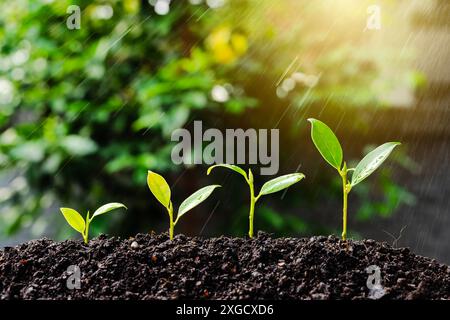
[1,232,449,300]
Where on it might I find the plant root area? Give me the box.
[1,232,449,300]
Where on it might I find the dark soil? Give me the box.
[0,232,449,300]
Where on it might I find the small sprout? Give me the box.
[308,118,400,240]
[60,203,127,243]
[147,170,220,240]
[207,164,305,238]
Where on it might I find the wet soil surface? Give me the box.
[1,232,449,300]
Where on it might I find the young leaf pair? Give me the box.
[207,164,305,238]
[60,203,127,243]
[308,118,400,240]
[147,170,220,240]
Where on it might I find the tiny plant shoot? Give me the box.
[308,118,400,240]
[147,170,220,240]
[207,164,305,238]
[60,203,127,243]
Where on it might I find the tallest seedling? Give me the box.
[308,118,400,240]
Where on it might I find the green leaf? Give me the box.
[351,142,401,187]
[177,185,221,222]
[91,202,127,220]
[207,164,248,180]
[60,208,85,234]
[258,173,305,196]
[308,118,343,171]
[147,170,171,208]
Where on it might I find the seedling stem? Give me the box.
[83,212,91,243]
[339,163,352,240]
[168,202,174,240]
[248,169,256,238]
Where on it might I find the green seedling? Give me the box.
[147,170,220,240]
[207,164,305,238]
[60,203,127,243]
[308,118,400,240]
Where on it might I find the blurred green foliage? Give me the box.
[0,0,256,238]
[0,0,419,240]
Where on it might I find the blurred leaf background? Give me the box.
[0,0,429,242]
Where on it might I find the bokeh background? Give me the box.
[1,0,449,263]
